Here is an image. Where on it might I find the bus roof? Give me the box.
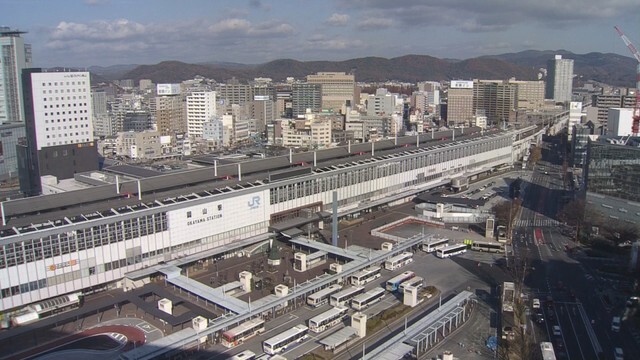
[309,306,348,324]
[264,324,308,346]
[308,284,341,299]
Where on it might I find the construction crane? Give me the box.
[614,26,640,137]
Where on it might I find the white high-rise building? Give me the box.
[19,69,97,196]
[186,91,216,138]
[0,27,32,124]
[545,55,574,103]
[28,71,94,149]
[607,108,634,137]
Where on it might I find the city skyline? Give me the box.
[3,0,640,68]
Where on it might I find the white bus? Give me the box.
[330,286,365,307]
[263,324,309,355]
[306,284,342,307]
[540,341,557,360]
[470,241,504,253]
[386,271,416,292]
[229,350,256,360]
[436,244,467,258]
[351,288,386,311]
[221,318,266,348]
[308,306,349,333]
[421,237,449,253]
[384,252,414,270]
[398,276,424,293]
[350,267,381,286]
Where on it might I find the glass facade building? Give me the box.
[585,141,640,201]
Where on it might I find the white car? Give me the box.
[614,347,624,360]
[532,298,541,309]
[553,325,562,337]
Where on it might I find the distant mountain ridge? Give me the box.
[109,50,635,87]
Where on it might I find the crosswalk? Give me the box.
[514,219,561,227]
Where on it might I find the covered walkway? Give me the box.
[361,290,475,360]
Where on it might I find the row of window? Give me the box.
[41,81,87,86]
[269,137,509,204]
[45,124,89,131]
[0,213,167,269]
[43,103,89,108]
[43,96,88,101]
[0,220,268,300]
[42,88,87,94]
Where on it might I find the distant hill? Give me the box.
[480,50,636,87]
[115,51,635,87]
[88,64,139,80]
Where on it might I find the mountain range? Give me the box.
[89,50,637,88]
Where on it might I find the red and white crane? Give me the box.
[614,25,640,136]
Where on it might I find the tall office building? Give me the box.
[446,81,474,126]
[18,69,97,196]
[366,88,397,116]
[306,72,355,113]
[186,91,216,138]
[545,55,574,103]
[215,78,252,107]
[508,79,545,110]
[0,27,32,124]
[291,83,322,117]
[473,80,517,125]
[155,84,186,136]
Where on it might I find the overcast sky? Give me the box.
[3,0,640,68]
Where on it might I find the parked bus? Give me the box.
[306,284,342,307]
[229,350,256,360]
[398,276,424,293]
[350,267,382,286]
[330,286,365,307]
[221,318,266,348]
[421,237,449,253]
[470,241,504,253]
[386,271,416,292]
[352,288,386,311]
[436,244,467,259]
[540,341,557,360]
[262,324,309,355]
[384,252,414,270]
[308,306,349,333]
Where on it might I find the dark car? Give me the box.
[535,311,545,323]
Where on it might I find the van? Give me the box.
[612,316,621,332]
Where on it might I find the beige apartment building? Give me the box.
[281,115,332,149]
[155,91,186,136]
[447,80,474,126]
[306,72,355,113]
[115,130,162,159]
[508,79,545,110]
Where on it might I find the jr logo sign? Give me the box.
[248,196,261,210]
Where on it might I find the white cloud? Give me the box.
[50,19,147,41]
[306,34,365,50]
[337,0,640,32]
[356,17,393,30]
[326,13,350,26]
[209,18,294,37]
[209,18,252,33]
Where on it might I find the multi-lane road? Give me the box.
[512,137,639,360]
